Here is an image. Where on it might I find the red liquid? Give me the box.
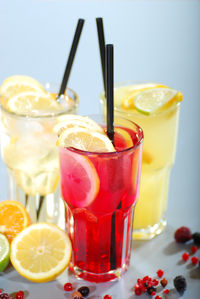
[59,126,143,282]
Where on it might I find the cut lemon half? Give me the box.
[60,150,100,207]
[0,233,10,272]
[121,83,166,109]
[134,88,179,115]
[10,223,72,283]
[54,115,103,135]
[0,200,31,243]
[0,75,46,98]
[57,127,115,152]
[5,91,62,115]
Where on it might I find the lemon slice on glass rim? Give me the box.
[134,88,182,115]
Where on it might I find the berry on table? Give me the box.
[0,294,10,299]
[191,256,199,265]
[182,252,190,262]
[16,291,24,299]
[192,232,200,245]
[155,296,162,299]
[103,295,112,299]
[72,291,84,299]
[163,289,170,294]
[146,286,156,295]
[160,278,168,287]
[134,284,142,295]
[64,282,73,292]
[174,226,192,243]
[157,269,164,278]
[191,245,198,254]
[152,279,159,286]
[173,275,187,295]
[77,286,89,297]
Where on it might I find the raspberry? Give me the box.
[191,256,199,265]
[182,252,189,261]
[152,279,159,286]
[160,278,168,287]
[173,275,187,295]
[16,291,24,299]
[151,291,156,296]
[192,232,200,245]
[155,296,162,299]
[103,295,112,299]
[64,282,73,291]
[157,269,164,278]
[134,284,142,295]
[77,286,89,297]
[163,289,170,294]
[174,226,192,243]
[191,245,198,254]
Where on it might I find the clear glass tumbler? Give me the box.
[59,115,143,282]
[0,83,79,228]
[100,83,181,240]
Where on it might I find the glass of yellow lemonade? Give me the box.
[100,82,182,239]
[0,76,79,228]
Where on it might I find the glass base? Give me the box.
[69,262,128,283]
[132,218,167,240]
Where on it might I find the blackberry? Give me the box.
[192,232,200,245]
[173,275,187,295]
[174,226,192,243]
[0,294,10,299]
[77,287,89,297]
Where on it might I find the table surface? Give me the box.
[0,0,200,298]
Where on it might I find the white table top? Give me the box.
[0,0,200,298]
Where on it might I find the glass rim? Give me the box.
[100,80,181,117]
[60,114,144,156]
[0,83,79,119]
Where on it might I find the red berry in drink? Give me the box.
[157,269,164,278]
[191,245,198,254]
[191,256,199,265]
[174,226,192,243]
[16,291,24,299]
[64,282,73,291]
[182,252,189,261]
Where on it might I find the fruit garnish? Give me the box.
[114,127,133,148]
[0,75,46,98]
[4,91,62,115]
[0,233,10,272]
[0,200,30,243]
[57,126,115,152]
[134,87,181,115]
[54,114,104,135]
[60,149,100,208]
[174,226,192,243]
[10,223,72,283]
[121,83,166,109]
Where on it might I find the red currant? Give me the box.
[157,269,164,278]
[182,252,189,262]
[191,256,199,265]
[16,291,24,299]
[152,279,159,286]
[163,289,170,294]
[191,245,198,254]
[64,282,73,291]
[103,295,112,299]
[155,296,162,299]
[151,291,156,296]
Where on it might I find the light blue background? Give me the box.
[0,0,200,298]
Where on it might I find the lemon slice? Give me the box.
[54,115,104,135]
[0,75,46,98]
[10,223,72,282]
[134,88,179,115]
[5,91,62,115]
[0,233,10,272]
[57,127,115,152]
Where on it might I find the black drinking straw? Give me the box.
[58,18,85,97]
[96,18,106,92]
[105,44,116,270]
[105,44,114,145]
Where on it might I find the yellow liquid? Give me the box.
[101,84,180,239]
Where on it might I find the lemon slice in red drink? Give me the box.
[57,127,115,152]
[60,150,100,208]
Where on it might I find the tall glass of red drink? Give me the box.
[59,115,143,282]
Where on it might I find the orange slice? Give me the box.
[10,223,72,282]
[0,200,31,243]
[60,149,100,207]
